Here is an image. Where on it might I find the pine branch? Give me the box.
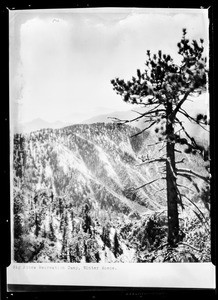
[132,103,161,115]
[177,172,192,181]
[176,168,210,183]
[176,187,185,210]
[154,188,166,196]
[191,181,200,193]
[178,242,202,253]
[159,141,166,152]
[109,115,143,124]
[175,117,198,147]
[170,89,194,120]
[181,194,210,232]
[133,108,165,119]
[175,158,186,164]
[134,178,163,191]
[109,107,163,125]
[177,173,200,192]
[178,109,209,132]
[137,158,166,166]
[175,128,182,135]
[147,141,163,147]
[174,148,182,153]
[131,110,146,116]
[177,184,195,193]
[131,121,157,137]
[110,116,152,125]
[180,107,208,127]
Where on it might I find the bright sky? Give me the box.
[10,8,209,124]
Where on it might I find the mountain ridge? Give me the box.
[13,122,209,263]
[13,109,146,134]
[13,123,165,213]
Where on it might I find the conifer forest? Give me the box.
[13,123,210,263]
[13,30,211,263]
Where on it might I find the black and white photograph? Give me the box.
[7,6,215,288]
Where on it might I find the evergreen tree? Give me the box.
[48,217,56,242]
[113,231,123,258]
[111,29,209,246]
[82,203,92,235]
[101,225,111,249]
[14,192,23,240]
[61,211,69,261]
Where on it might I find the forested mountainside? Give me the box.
[13,123,210,263]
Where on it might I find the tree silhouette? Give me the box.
[111,29,209,246]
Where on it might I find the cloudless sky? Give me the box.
[10,8,209,124]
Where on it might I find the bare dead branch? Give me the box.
[177,173,192,181]
[175,117,198,147]
[178,242,202,253]
[147,141,163,147]
[177,184,195,193]
[154,188,166,196]
[134,177,164,191]
[178,109,209,132]
[109,114,143,124]
[191,181,200,193]
[144,109,166,117]
[170,89,194,120]
[137,158,166,166]
[175,158,186,164]
[159,142,167,152]
[139,100,160,107]
[131,121,157,137]
[177,173,200,192]
[177,168,210,183]
[108,107,164,125]
[181,194,210,231]
[131,103,161,116]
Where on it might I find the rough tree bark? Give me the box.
[166,100,179,246]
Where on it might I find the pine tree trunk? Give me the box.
[166,101,179,246]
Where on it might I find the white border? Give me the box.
[8,7,215,290]
[7,262,215,288]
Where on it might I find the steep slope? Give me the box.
[13,122,209,263]
[13,123,166,214]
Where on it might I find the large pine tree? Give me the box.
[111,29,209,246]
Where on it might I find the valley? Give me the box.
[13,122,210,263]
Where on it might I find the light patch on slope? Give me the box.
[55,144,91,179]
[45,164,52,177]
[119,141,135,156]
[96,145,121,185]
[119,242,136,263]
[99,246,116,263]
[109,227,116,248]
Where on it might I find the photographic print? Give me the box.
[10,7,211,268]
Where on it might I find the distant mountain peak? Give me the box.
[13,118,69,134]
